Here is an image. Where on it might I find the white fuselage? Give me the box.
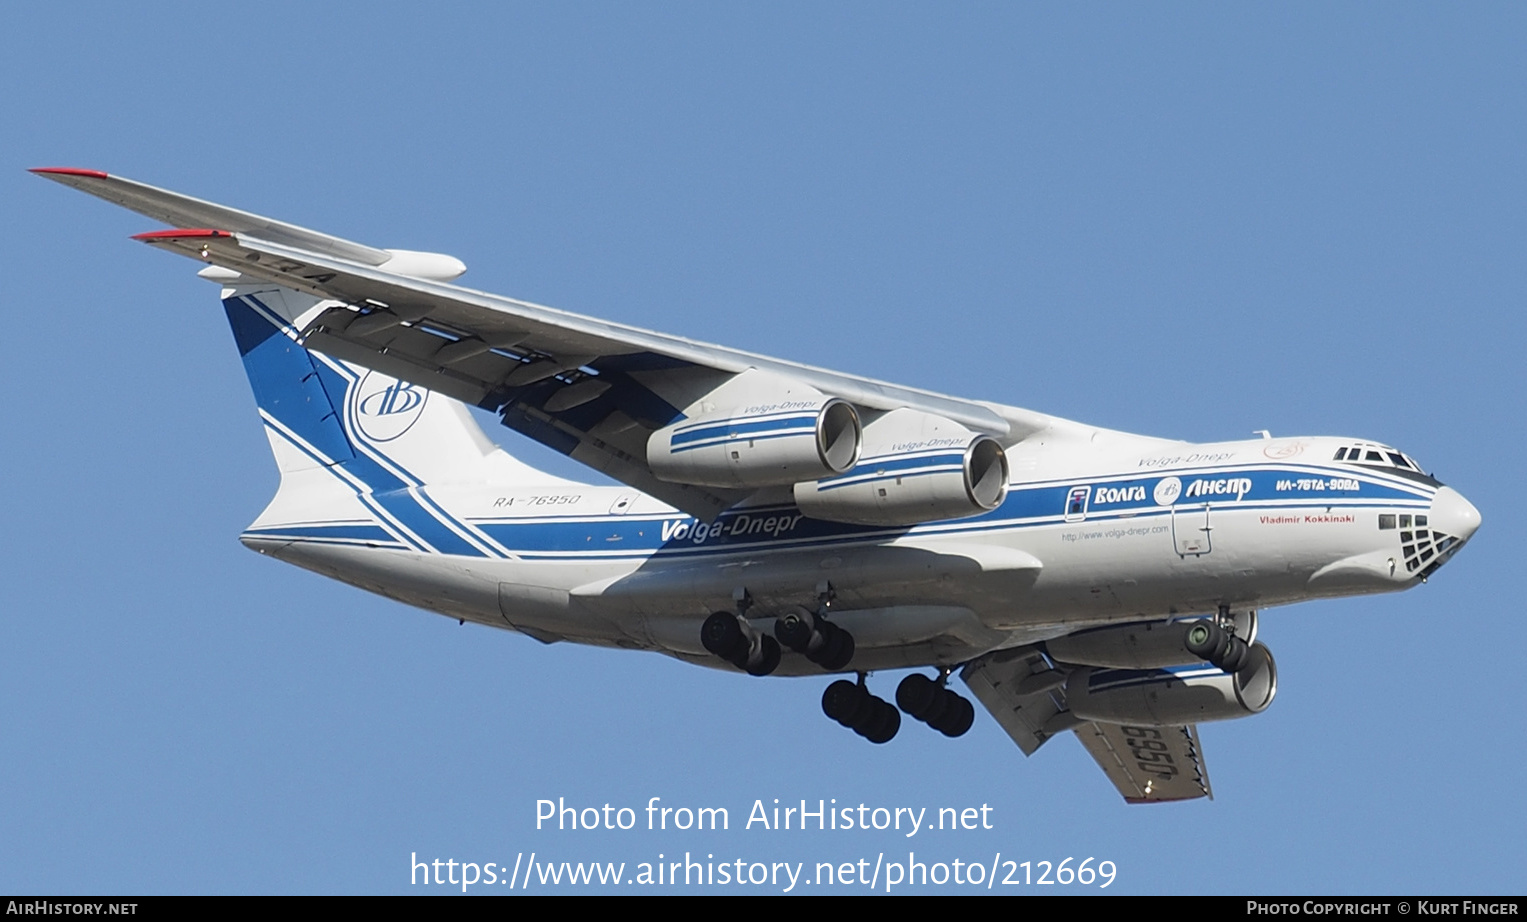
[241,431,1478,676]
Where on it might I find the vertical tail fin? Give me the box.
[223,283,569,557]
[223,289,357,474]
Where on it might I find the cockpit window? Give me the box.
[1335,443,1437,484]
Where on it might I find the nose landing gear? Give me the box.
[1186,605,1254,673]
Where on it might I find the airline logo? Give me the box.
[1091,482,1150,506]
[1185,477,1253,501]
[1153,476,1183,506]
[1064,474,1260,514]
[353,370,429,442]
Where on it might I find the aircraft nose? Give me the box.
[1430,486,1481,543]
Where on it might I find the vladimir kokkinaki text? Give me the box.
[410,797,1120,892]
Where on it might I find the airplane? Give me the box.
[34,166,1482,803]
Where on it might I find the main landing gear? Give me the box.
[822,675,900,744]
[774,583,855,670]
[820,669,974,745]
[894,670,975,738]
[700,590,783,677]
[697,584,976,746]
[700,584,855,677]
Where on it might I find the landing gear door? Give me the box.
[1173,504,1212,556]
[1229,609,1256,644]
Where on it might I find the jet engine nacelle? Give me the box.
[648,396,862,489]
[1065,641,1277,726]
[793,408,1009,526]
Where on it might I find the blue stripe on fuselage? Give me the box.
[453,464,1432,558]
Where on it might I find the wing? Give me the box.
[961,647,1213,804]
[34,168,1063,520]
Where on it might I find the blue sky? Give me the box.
[2,3,1523,894]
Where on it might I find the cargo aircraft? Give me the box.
[36,167,1481,802]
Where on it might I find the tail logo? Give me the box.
[353,370,429,442]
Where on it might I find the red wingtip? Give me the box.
[30,167,110,179]
[131,228,233,241]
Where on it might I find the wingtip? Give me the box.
[130,228,233,241]
[30,167,110,179]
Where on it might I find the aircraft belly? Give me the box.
[651,605,1008,674]
[570,540,1042,620]
[494,559,637,645]
[252,540,504,625]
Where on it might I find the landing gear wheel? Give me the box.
[701,611,747,660]
[746,635,782,677]
[822,678,899,743]
[897,671,976,738]
[864,702,900,744]
[819,624,855,670]
[1215,635,1250,673]
[775,612,813,651]
[930,694,974,737]
[1186,620,1221,656]
[851,695,887,734]
[1185,617,1252,673]
[896,673,938,716]
[775,608,856,671]
[822,680,866,725]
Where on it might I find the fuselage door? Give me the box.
[1173,504,1212,556]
